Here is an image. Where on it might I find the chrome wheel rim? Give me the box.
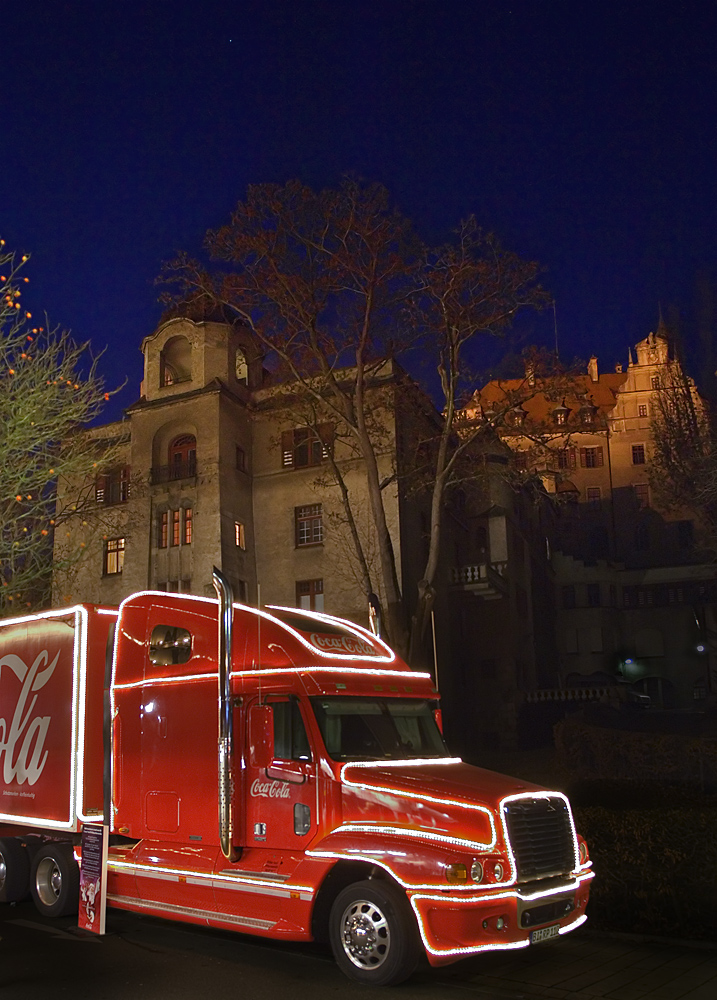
[0,851,6,892]
[340,898,391,970]
[35,857,62,906]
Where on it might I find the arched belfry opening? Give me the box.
[160,335,192,386]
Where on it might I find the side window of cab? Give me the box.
[269,698,312,761]
[149,625,193,665]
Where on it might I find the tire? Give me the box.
[0,838,30,903]
[329,879,421,986]
[30,843,80,918]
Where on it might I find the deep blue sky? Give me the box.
[4,1,717,419]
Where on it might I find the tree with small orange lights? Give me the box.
[0,242,121,613]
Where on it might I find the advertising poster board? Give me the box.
[78,823,108,934]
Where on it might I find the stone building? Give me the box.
[467,322,717,712]
[54,308,561,753]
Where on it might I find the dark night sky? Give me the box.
[3,1,717,420]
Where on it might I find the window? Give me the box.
[557,447,576,470]
[158,511,168,548]
[632,444,646,465]
[96,466,130,505]
[297,578,323,611]
[587,583,601,607]
[634,483,650,508]
[235,348,248,385]
[171,509,180,546]
[281,425,333,469]
[149,625,192,665]
[296,505,323,547]
[158,508,192,547]
[168,435,196,479]
[235,520,246,549]
[103,538,125,575]
[638,404,648,417]
[580,446,604,468]
[586,487,602,506]
[562,585,576,609]
[270,698,312,761]
[236,445,246,472]
[651,375,660,390]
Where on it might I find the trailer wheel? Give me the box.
[0,838,30,903]
[329,879,420,986]
[30,843,80,918]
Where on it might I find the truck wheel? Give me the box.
[30,843,80,918]
[329,879,421,986]
[0,838,30,903]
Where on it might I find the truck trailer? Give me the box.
[0,570,593,985]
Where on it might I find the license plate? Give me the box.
[530,924,560,944]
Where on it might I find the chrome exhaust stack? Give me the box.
[213,566,237,861]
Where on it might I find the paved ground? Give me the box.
[437,931,717,1000]
[2,900,716,999]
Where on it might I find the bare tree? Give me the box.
[650,359,717,539]
[0,242,121,613]
[162,180,546,660]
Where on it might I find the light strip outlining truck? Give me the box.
[0,569,593,985]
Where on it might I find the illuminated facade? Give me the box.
[463,323,717,711]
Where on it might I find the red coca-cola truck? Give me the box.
[0,570,592,985]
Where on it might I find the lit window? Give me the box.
[296,578,324,612]
[632,444,646,465]
[235,521,246,549]
[158,511,168,549]
[296,504,323,546]
[171,509,180,546]
[183,507,193,545]
[103,538,125,575]
[638,404,648,417]
[651,376,660,389]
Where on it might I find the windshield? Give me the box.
[311,697,447,761]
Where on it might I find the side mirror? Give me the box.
[249,704,274,770]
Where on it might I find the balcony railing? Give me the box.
[449,561,509,599]
[151,460,197,485]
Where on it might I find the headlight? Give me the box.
[470,860,484,883]
[491,861,505,881]
[445,863,468,884]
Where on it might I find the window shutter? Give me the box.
[579,448,587,468]
[569,447,577,468]
[95,475,107,504]
[597,446,604,467]
[281,430,294,468]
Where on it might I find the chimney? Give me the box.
[587,356,599,382]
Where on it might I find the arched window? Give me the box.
[168,435,196,480]
[235,348,248,385]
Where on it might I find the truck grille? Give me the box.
[503,797,576,880]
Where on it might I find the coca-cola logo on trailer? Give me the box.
[0,649,60,786]
[250,778,291,799]
[309,632,377,656]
